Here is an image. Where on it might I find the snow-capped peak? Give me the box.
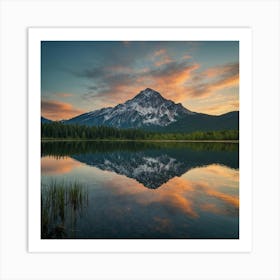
[67,88,196,128]
[140,88,161,97]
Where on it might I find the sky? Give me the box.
[41,41,239,120]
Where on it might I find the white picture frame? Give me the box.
[28,27,252,253]
[0,1,279,279]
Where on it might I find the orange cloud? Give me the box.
[182,54,192,60]
[41,99,85,120]
[210,74,239,92]
[186,164,239,190]
[204,188,239,208]
[204,63,238,78]
[41,156,81,175]
[154,57,173,67]
[148,63,200,102]
[83,61,200,108]
[200,203,223,215]
[81,59,238,115]
[152,49,173,67]
[55,92,73,98]
[138,179,198,217]
[204,164,239,177]
[153,49,166,56]
[121,63,198,106]
[141,61,237,109]
[108,176,199,218]
[186,62,239,99]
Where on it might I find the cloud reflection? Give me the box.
[98,164,239,219]
[41,156,81,175]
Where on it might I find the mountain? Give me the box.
[65,88,239,133]
[41,116,52,123]
[66,88,195,128]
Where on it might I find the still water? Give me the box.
[41,141,239,239]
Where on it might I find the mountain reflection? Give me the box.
[42,141,239,189]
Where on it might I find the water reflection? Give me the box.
[41,141,239,239]
[42,141,238,189]
[41,157,80,175]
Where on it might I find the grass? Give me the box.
[41,180,88,239]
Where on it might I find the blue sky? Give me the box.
[41,41,239,120]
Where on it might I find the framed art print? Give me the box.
[28,27,252,252]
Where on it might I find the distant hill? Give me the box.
[150,111,239,133]
[41,116,52,123]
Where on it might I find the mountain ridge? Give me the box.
[42,88,239,133]
[66,88,196,128]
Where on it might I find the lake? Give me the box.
[41,141,239,239]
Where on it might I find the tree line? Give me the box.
[42,141,238,159]
[41,122,239,140]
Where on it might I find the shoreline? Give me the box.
[41,138,239,143]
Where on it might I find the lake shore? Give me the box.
[41,138,239,143]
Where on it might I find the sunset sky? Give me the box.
[41,41,239,120]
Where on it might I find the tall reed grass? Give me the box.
[41,180,88,239]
